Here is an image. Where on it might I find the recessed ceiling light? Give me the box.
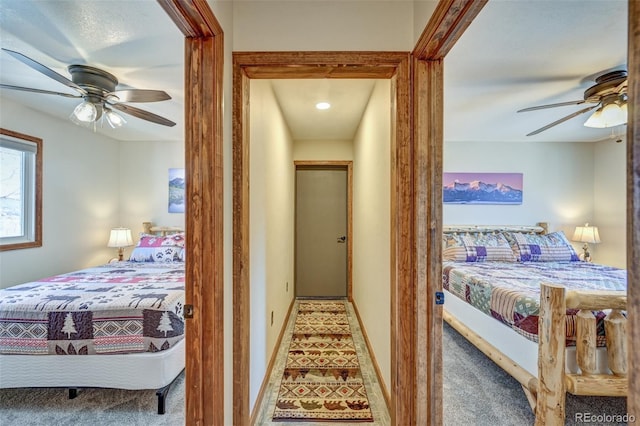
[315,102,331,110]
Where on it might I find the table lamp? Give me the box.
[108,227,134,261]
[572,223,600,262]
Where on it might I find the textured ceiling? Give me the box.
[444,0,627,143]
[0,0,184,142]
[0,1,629,144]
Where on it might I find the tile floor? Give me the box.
[254,298,391,425]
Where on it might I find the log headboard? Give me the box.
[142,221,184,236]
[442,222,548,235]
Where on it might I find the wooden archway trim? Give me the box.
[411,1,486,423]
[628,0,640,417]
[232,51,412,426]
[159,1,224,425]
[413,0,488,59]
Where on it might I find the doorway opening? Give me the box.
[233,51,411,425]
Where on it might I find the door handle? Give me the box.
[337,235,346,243]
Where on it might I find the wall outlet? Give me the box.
[271,311,274,326]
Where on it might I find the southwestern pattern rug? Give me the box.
[272,300,374,422]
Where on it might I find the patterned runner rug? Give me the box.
[272,300,374,422]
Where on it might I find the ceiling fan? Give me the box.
[0,48,176,128]
[517,69,628,136]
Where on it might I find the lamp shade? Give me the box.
[572,223,601,244]
[105,108,126,128]
[72,100,98,123]
[107,228,134,248]
[584,101,627,128]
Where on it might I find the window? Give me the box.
[0,128,42,251]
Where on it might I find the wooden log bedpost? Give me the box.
[564,291,628,398]
[575,309,598,375]
[536,283,566,426]
[604,310,628,376]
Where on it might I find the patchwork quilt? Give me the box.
[0,261,184,355]
[443,261,627,345]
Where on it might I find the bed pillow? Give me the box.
[129,233,185,262]
[505,231,579,262]
[442,232,516,262]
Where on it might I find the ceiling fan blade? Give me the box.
[108,89,171,103]
[0,83,82,98]
[517,100,589,113]
[110,103,176,127]
[526,105,599,136]
[2,48,86,95]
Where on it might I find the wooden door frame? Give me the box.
[158,1,224,425]
[162,0,640,424]
[627,0,640,417]
[294,161,353,300]
[233,51,412,425]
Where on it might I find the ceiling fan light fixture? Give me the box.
[583,108,604,128]
[584,100,627,128]
[104,108,126,128]
[72,100,98,122]
[2,49,176,129]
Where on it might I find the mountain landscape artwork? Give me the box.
[168,168,185,213]
[443,172,523,204]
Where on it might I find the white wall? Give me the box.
[352,79,391,391]
[413,1,439,45]
[249,80,296,411]
[593,137,627,268]
[233,1,413,51]
[443,141,627,266]
[118,140,185,242]
[293,139,353,161]
[0,99,119,288]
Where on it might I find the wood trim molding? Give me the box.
[233,51,411,426]
[412,58,444,424]
[0,128,42,252]
[387,56,414,426]
[412,0,487,60]
[233,64,251,426]
[234,51,407,79]
[157,0,222,37]
[351,300,391,410]
[627,0,640,417]
[160,1,224,424]
[294,161,353,301]
[410,1,488,423]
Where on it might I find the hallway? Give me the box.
[254,298,391,425]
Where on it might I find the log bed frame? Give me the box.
[442,224,628,425]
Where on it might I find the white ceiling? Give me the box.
[0,1,628,144]
[445,0,628,143]
[0,0,184,142]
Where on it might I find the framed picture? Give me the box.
[168,168,185,213]
[443,172,523,204]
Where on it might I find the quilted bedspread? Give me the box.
[443,261,627,345]
[0,261,184,355]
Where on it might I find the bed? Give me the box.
[0,223,185,414]
[441,224,628,425]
